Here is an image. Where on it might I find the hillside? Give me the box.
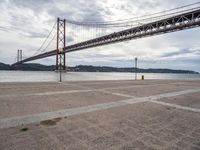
[0,62,11,70]
[0,63,198,74]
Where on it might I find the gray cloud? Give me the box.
[66,35,74,43]
[161,49,192,57]
[10,0,54,12]
[23,32,47,38]
[161,48,200,58]
[0,26,10,32]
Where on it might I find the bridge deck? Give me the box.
[0,80,200,149]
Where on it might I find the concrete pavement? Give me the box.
[0,80,200,149]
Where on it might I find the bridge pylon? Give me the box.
[17,50,22,63]
[56,18,66,71]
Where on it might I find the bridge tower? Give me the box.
[56,18,66,71]
[17,50,22,62]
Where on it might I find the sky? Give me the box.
[0,0,200,72]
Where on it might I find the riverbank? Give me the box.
[0,80,200,149]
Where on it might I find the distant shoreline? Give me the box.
[0,62,199,74]
[0,70,199,75]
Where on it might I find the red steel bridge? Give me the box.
[13,3,200,71]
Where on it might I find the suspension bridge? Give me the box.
[13,2,200,71]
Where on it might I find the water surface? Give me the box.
[0,71,200,82]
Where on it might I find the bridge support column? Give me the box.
[56,18,66,71]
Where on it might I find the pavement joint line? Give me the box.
[63,81,137,85]
[63,80,180,86]
[150,100,200,113]
[0,84,150,98]
[1,88,200,129]
[98,83,174,90]
[0,83,62,89]
[147,88,200,100]
[0,100,133,129]
[97,89,135,98]
[61,82,90,89]
[0,80,192,90]
[0,82,184,98]
[0,90,94,98]
[0,88,134,98]
[30,89,93,96]
[66,82,178,91]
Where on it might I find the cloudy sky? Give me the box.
[0,0,200,72]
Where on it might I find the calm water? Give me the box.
[0,71,200,82]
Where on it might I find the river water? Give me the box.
[0,71,200,82]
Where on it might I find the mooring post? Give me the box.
[59,71,62,82]
[135,57,138,80]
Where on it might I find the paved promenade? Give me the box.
[0,80,200,150]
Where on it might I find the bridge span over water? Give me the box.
[13,3,200,71]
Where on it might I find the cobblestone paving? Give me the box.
[0,80,200,150]
[159,92,200,109]
[0,102,200,150]
[0,90,126,118]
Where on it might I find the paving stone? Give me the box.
[72,130,93,141]
[36,138,64,150]
[174,140,192,150]
[85,126,105,136]
[89,134,121,149]
[118,140,153,150]
[141,135,166,148]
[111,130,131,141]
[65,142,89,150]
[29,128,49,142]
[181,136,200,147]
[56,133,76,147]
